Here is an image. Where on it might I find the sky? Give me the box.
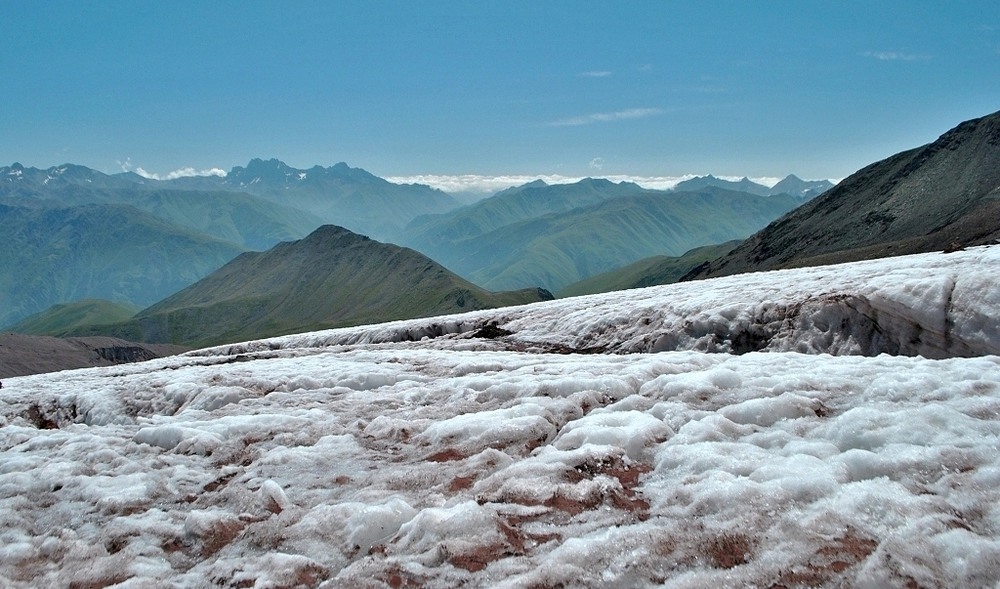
[2,1,998,190]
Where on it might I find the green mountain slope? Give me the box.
[557,241,741,298]
[0,203,244,328]
[688,110,1000,279]
[79,225,553,347]
[8,299,140,336]
[398,178,644,261]
[452,188,801,292]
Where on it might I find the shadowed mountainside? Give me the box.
[687,110,1000,279]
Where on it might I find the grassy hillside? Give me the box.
[398,178,644,260]
[557,241,741,298]
[0,333,187,378]
[454,189,800,292]
[76,225,552,347]
[8,299,140,336]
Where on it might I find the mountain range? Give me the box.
[0,160,461,328]
[672,174,833,199]
[0,161,820,330]
[217,158,460,240]
[398,180,805,292]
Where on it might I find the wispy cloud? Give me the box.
[119,158,226,180]
[862,51,930,62]
[387,173,696,194]
[548,107,663,127]
[136,167,228,180]
[579,70,612,77]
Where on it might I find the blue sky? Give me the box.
[2,1,998,186]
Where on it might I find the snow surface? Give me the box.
[2,246,1000,588]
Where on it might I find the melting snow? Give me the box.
[2,246,1000,587]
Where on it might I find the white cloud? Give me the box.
[589,157,604,170]
[548,107,663,127]
[385,173,702,194]
[134,166,228,180]
[863,51,930,61]
[579,70,612,77]
[384,173,838,195]
[118,157,226,180]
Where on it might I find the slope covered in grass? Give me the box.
[557,241,740,298]
[7,299,140,336]
[460,189,800,291]
[78,225,552,347]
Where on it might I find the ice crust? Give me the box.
[1,246,1000,587]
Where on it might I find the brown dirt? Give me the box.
[706,533,754,569]
[770,529,879,587]
[426,448,466,462]
[448,475,476,492]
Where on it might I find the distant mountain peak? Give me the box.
[580,177,614,185]
[673,173,832,199]
[302,224,374,245]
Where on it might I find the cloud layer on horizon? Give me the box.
[385,173,792,194]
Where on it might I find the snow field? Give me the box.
[2,346,1000,587]
[2,245,1000,587]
